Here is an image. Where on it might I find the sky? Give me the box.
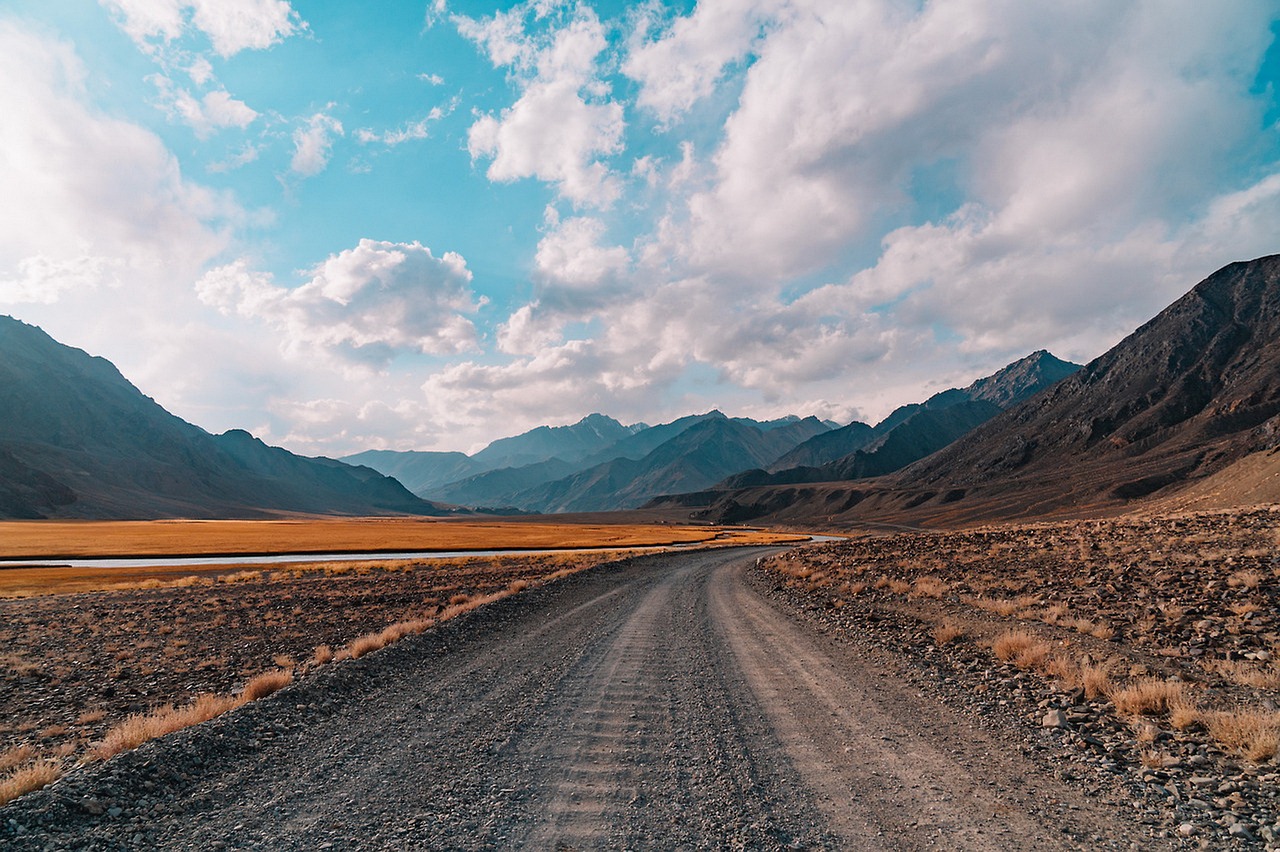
[2,1,1279,456]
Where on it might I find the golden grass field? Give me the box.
[0,519,807,598]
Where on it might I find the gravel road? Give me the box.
[2,548,1157,850]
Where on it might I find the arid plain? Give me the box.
[0,519,804,806]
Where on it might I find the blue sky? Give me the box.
[1,1,1278,455]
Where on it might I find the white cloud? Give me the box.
[356,103,454,147]
[151,75,258,137]
[291,112,343,176]
[461,4,625,207]
[0,254,124,304]
[197,240,483,362]
[0,22,233,304]
[101,0,303,58]
[623,0,771,124]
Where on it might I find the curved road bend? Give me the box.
[4,548,1153,850]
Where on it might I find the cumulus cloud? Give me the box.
[461,4,625,207]
[101,0,303,57]
[151,74,258,137]
[291,112,343,176]
[197,240,483,362]
[0,22,233,304]
[623,0,771,124]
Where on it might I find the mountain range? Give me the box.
[0,317,452,519]
[5,255,1277,523]
[670,255,1280,526]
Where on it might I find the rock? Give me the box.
[79,798,106,816]
[1177,823,1196,837]
[1042,709,1069,729]
[1227,822,1255,840]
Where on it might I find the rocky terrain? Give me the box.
[1,548,1156,849]
[0,550,631,789]
[760,507,1280,847]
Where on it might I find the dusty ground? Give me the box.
[763,507,1280,847]
[0,550,641,780]
[0,549,1152,850]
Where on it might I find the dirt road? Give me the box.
[1,548,1157,850]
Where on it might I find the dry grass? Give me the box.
[1080,661,1114,700]
[311,644,333,666]
[991,629,1039,662]
[91,693,238,761]
[911,576,950,599]
[1201,708,1280,761]
[0,760,62,806]
[0,519,804,598]
[933,620,966,645]
[1108,678,1190,716]
[971,595,1040,617]
[0,744,36,773]
[240,669,293,701]
[1203,658,1280,689]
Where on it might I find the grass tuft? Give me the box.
[1108,677,1189,716]
[0,760,62,806]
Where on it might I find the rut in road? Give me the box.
[1,548,1157,850]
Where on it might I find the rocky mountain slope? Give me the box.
[510,415,831,513]
[683,255,1280,526]
[340,450,480,496]
[720,350,1078,490]
[0,317,450,519]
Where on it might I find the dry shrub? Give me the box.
[933,621,966,645]
[1169,700,1200,731]
[37,725,68,739]
[1090,622,1116,641]
[911,576,949,599]
[1204,658,1280,689]
[1109,678,1189,716]
[221,570,262,584]
[448,593,471,606]
[1228,569,1264,590]
[240,669,293,702]
[91,693,238,761]
[1042,655,1080,689]
[1080,662,1113,700]
[271,654,296,670]
[991,629,1039,662]
[311,644,333,666]
[1039,603,1069,625]
[337,632,384,661]
[508,579,530,593]
[887,579,912,595]
[1202,708,1280,762]
[0,760,62,806]
[1014,642,1052,671]
[0,744,36,773]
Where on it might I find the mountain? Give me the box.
[469,413,642,469]
[682,255,1280,526]
[766,420,876,471]
[721,350,1079,490]
[0,317,452,519]
[511,415,831,513]
[341,449,481,495]
[405,409,832,511]
[426,457,579,509]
